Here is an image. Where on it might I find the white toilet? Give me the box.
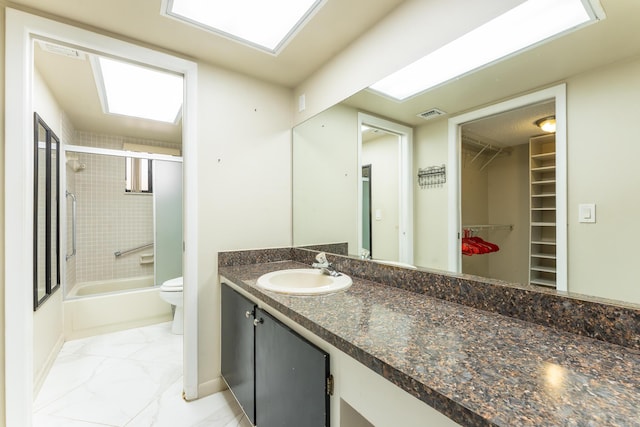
[159,277,183,335]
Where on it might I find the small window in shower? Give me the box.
[125,157,153,193]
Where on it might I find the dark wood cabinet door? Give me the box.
[255,308,330,427]
[221,284,256,425]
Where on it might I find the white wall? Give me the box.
[413,120,449,271]
[487,143,529,284]
[460,148,489,277]
[34,69,61,131]
[32,68,64,395]
[362,134,399,261]
[566,55,640,303]
[460,143,529,283]
[196,62,293,391]
[293,104,359,253]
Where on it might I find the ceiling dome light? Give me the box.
[535,116,556,133]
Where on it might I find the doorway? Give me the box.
[448,85,567,291]
[5,9,199,426]
[357,113,413,265]
[460,100,555,285]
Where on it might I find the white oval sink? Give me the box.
[256,269,352,295]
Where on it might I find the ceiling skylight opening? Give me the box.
[93,56,183,124]
[164,0,325,54]
[370,0,605,101]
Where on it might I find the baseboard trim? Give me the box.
[190,377,227,401]
[33,333,64,398]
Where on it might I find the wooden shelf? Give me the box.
[462,224,513,231]
[531,266,557,273]
[531,166,556,172]
[531,253,556,260]
[531,152,556,160]
[530,278,556,287]
[529,134,557,289]
[532,240,557,246]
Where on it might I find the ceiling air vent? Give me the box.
[417,108,446,120]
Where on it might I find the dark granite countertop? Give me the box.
[220,260,640,427]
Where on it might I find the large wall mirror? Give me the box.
[293,0,640,306]
[34,112,61,310]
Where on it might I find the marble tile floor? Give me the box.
[34,322,252,427]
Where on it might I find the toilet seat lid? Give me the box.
[161,276,183,291]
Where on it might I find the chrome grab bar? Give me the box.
[114,243,153,258]
[65,191,77,261]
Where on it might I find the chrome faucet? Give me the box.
[312,252,341,277]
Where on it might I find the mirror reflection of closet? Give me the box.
[34,112,61,310]
[460,100,556,286]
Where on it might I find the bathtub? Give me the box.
[64,276,173,340]
[67,275,155,297]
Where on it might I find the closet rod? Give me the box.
[462,135,505,152]
[462,135,510,167]
[462,224,513,231]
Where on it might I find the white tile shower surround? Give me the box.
[72,151,154,283]
[34,322,251,427]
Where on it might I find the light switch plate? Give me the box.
[578,203,596,223]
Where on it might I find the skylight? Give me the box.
[164,0,324,54]
[370,0,603,101]
[94,57,183,123]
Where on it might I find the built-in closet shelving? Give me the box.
[529,134,557,288]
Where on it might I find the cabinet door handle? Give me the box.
[253,318,264,326]
[245,310,253,319]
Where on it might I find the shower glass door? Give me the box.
[63,147,181,297]
[153,160,183,286]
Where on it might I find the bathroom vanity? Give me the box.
[219,247,640,427]
[221,284,330,426]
